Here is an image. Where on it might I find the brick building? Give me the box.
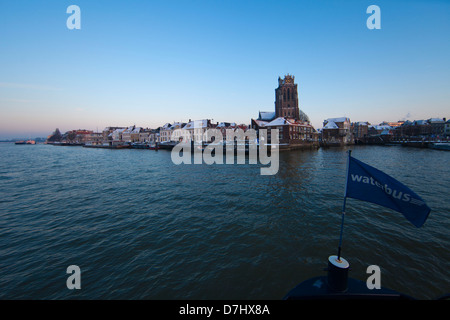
[321,117,353,146]
[251,75,318,149]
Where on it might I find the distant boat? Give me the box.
[83,143,130,149]
[131,142,150,149]
[157,141,177,150]
[130,142,159,150]
[430,142,450,151]
[52,142,83,146]
[15,140,35,145]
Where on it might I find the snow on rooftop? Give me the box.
[253,119,268,127]
[217,122,234,128]
[323,121,338,129]
[123,126,135,134]
[183,119,209,129]
[258,111,276,121]
[326,117,349,123]
[266,117,289,126]
[429,118,445,123]
[113,128,126,133]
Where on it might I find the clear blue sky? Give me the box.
[0,0,449,139]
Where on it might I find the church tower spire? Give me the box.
[275,74,300,120]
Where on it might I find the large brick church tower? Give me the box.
[275,74,300,120]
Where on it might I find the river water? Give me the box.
[0,143,448,299]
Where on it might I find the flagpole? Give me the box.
[337,150,351,261]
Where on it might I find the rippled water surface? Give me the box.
[0,143,449,299]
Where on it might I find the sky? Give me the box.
[0,0,449,139]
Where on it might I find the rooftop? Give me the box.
[323,121,338,129]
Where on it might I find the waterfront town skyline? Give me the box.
[41,71,448,150]
[3,73,450,142]
[1,1,449,140]
[2,71,449,140]
[3,68,448,142]
[3,104,448,142]
[5,74,449,144]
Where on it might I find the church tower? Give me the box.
[275,74,300,120]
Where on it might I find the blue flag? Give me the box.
[345,156,431,228]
